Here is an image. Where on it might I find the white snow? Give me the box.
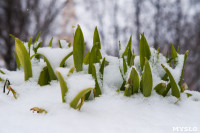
[24,42,35,56]
[103,55,123,90]
[66,73,95,102]
[149,48,169,87]
[37,47,73,72]
[0,75,200,133]
[0,45,199,133]
[31,59,47,82]
[59,40,71,49]
[56,67,71,76]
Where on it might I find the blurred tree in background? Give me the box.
[0,0,68,70]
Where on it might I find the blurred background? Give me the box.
[0,0,199,91]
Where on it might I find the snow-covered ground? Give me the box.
[0,65,200,133]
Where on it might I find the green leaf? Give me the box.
[68,42,71,47]
[142,58,153,97]
[120,81,126,91]
[171,43,178,59]
[122,36,132,57]
[93,26,101,49]
[31,53,57,80]
[9,34,15,40]
[0,70,5,74]
[162,73,169,81]
[84,91,91,101]
[76,96,85,111]
[0,77,4,82]
[15,38,32,81]
[97,48,102,60]
[13,51,21,70]
[162,83,171,96]
[28,37,32,56]
[33,41,42,60]
[177,46,180,53]
[178,50,189,89]
[161,64,180,98]
[122,57,127,74]
[91,64,102,97]
[140,76,143,93]
[119,41,122,51]
[166,50,169,59]
[126,48,135,67]
[139,33,151,70]
[83,51,90,65]
[59,51,73,67]
[167,58,173,63]
[67,67,75,77]
[130,51,135,66]
[73,25,85,72]
[56,71,68,103]
[124,67,140,96]
[34,32,41,44]
[38,66,50,86]
[0,70,5,81]
[186,93,192,98]
[131,67,140,94]
[70,88,94,110]
[124,85,132,97]
[59,40,62,48]
[171,43,178,66]
[99,57,106,87]
[127,47,132,66]
[154,82,166,96]
[88,43,101,74]
[48,37,53,47]
[157,47,160,53]
[99,57,106,77]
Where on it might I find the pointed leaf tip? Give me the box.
[15,38,32,81]
[139,33,151,70]
[73,26,85,72]
[93,26,101,49]
[56,71,68,103]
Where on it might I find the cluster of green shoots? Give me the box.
[0,25,190,111]
[118,34,189,100]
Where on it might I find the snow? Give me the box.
[0,44,199,133]
[31,60,47,82]
[0,68,24,85]
[174,55,185,83]
[66,73,95,102]
[59,40,70,49]
[149,48,169,87]
[0,74,200,133]
[56,67,95,102]
[37,47,73,72]
[56,67,70,76]
[24,42,35,56]
[103,55,123,90]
